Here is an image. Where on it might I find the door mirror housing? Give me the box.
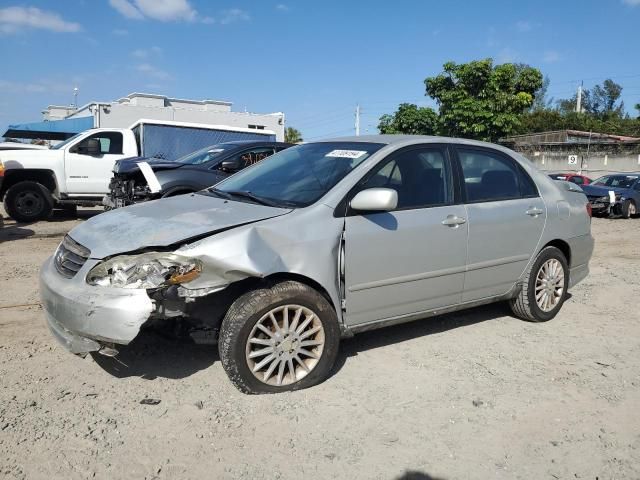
[220,160,241,172]
[350,188,398,212]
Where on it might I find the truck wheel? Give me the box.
[621,199,636,219]
[509,246,569,322]
[4,181,53,223]
[219,281,340,394]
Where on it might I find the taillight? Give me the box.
[0,161,4,177]
[586,202,592,218]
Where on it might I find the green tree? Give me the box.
[589,79,624,118]
[555,79,624,118]
[378,103,438,135]
[285,127,303,143]
[424,59,543,141]
[531,75,553,112]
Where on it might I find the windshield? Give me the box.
[592,175,638,188]
[51,133,82,150]
[210,142,384,207]
[177,144,237,165]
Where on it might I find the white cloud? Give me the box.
[543,50,561,63]
[131,46,162,58]
[109,0,197,22]
[276,4,289,12]
[136,63,171,80]
[112,28,129,36]
[219,8,250,25]
[109,0,144,19]
[0,6,81,35]
[515,20,532,32]
[622,0,640,5]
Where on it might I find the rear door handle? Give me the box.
[526,207,543,217]
[442,215,467,227]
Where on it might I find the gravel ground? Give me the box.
[1,207,639,480]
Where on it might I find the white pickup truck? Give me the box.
[0,120,276,222]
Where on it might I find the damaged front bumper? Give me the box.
[104,175,156,209]
[39,257,154,355]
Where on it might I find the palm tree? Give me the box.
[285,127,303,143]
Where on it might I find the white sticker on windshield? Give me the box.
[325,149,367,159]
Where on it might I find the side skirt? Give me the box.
[343,283,522,336]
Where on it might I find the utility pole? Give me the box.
[355,104,360,136]
[576,81,583,113]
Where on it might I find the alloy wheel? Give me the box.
[245,305,325,386]
[535,259,565,312]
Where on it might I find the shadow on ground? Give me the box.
[91,330,218,380]
[331,302,511,378]
[93,303,512,382]
[396,471,447,480]
[0,209,101,243]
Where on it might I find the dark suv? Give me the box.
[104,141,292,209]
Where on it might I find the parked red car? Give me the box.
[548,173,592,186]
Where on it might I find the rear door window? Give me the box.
[456,148,538,203]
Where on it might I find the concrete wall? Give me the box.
[513,143,640,176]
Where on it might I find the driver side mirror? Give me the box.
[350,188,398,212]
[77,138,101,156]
[220,160,241,172]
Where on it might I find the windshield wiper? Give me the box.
[205,187,233,200]
[223,190,280,207]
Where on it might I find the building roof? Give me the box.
[502,129,640,146]
[116,92,232,107]
[3,116,94,141]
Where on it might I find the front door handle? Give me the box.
[526,207,543,217]
[442,215,467,227]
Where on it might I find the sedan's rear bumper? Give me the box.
[39,257,154,354]
[566,233,594,288]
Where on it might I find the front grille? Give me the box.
[587,195,609,204]
[54,235,90,278]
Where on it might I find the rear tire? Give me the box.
[621,199,636,219]
[509,246,569,322]
[4,181,53,223]
[218,281,340,394]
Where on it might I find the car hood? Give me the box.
[69,193,293,259]
[114,157,183,175]
[581,184,631,197]
[0,148,62,169]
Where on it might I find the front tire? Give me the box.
[219,281,340,394]
[4,181,53,222]
[509,246,569,322]
[621,199,636,219]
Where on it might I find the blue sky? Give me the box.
[1,0,639,140]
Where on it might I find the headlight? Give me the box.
[87,253,201,289]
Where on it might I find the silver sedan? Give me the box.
[40,135,594,393]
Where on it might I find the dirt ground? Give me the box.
[0,206,639,480]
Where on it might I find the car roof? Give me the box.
[216,140,292,147]
[319,134,513,150]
